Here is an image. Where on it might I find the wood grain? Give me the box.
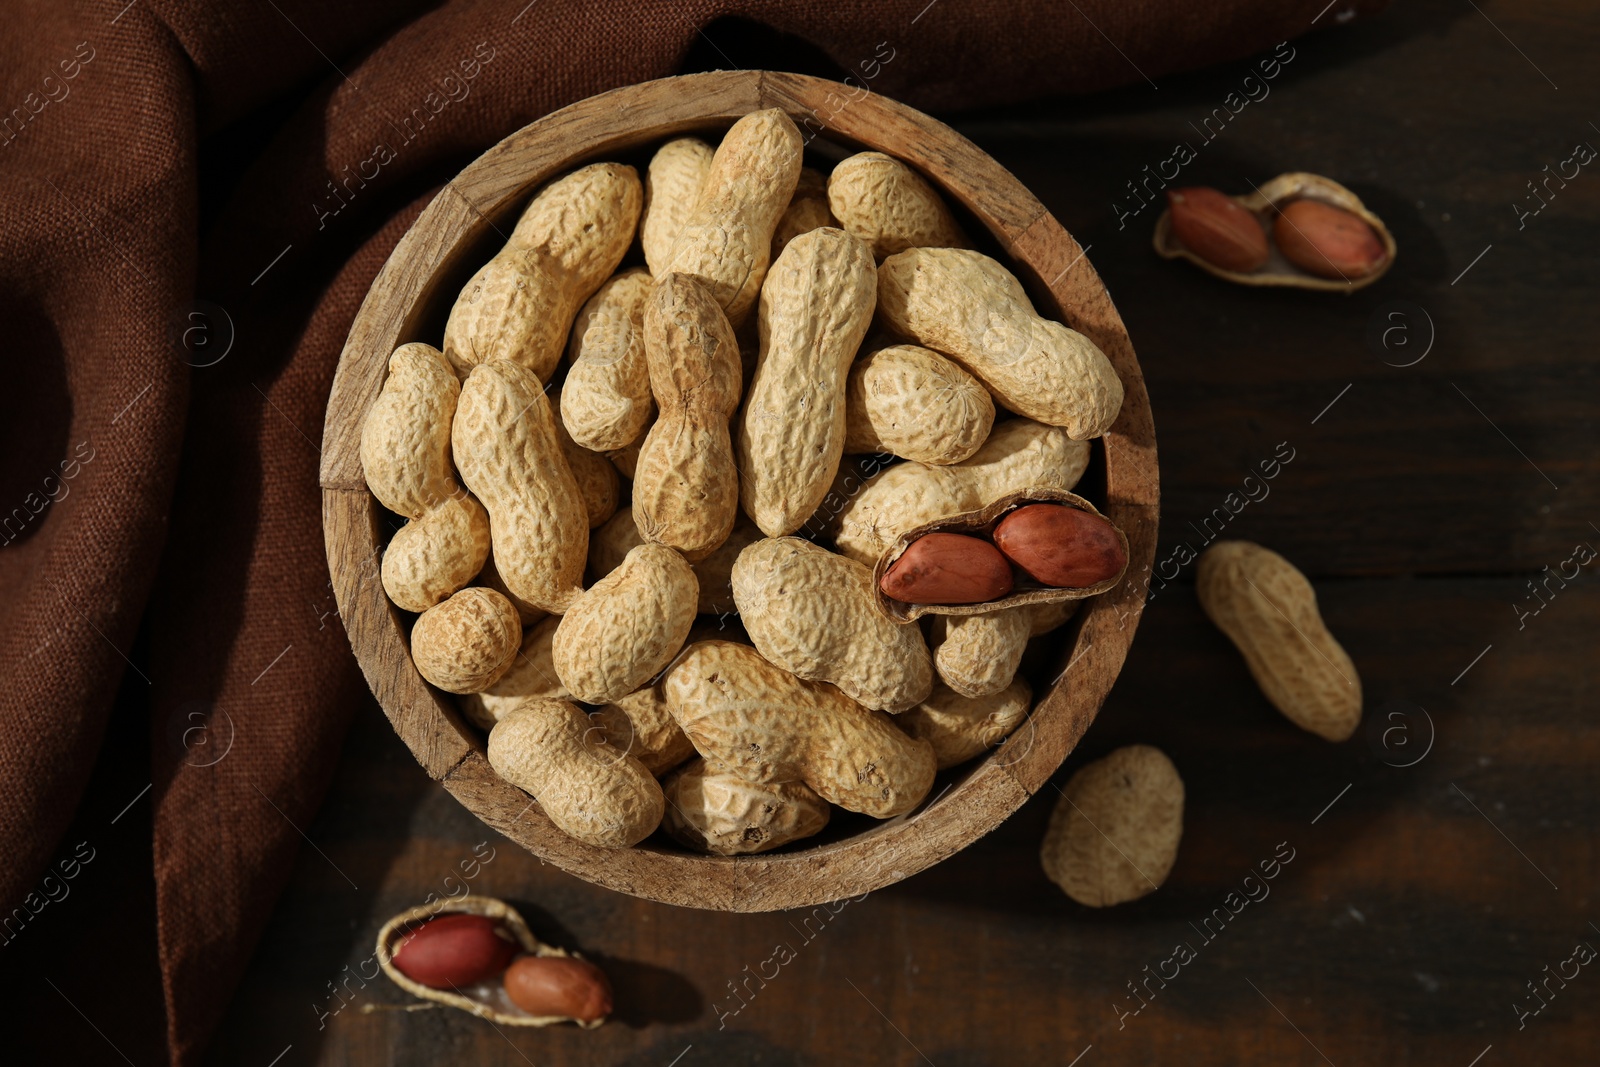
[320,70,1157,910]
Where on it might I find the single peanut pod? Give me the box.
[732,537,932,713]
[663,641,936,818]
[993,503,1127,588]
[1273,198,1387,280]
[925,606,1032,699]
[381,493,493,614]
[552,543,698,705]
[475,552,544,626]
[361,343,461,517]
[589,508,761,617]
[1196,541,1362,741]
[589,684,696,777]
[880,532,1014,605]
[877,248,1123,439]
[738,228,877,536]
[827,151,970,261]
[459,616,567,730]
[487,698,664,848]
[899,678,1032,769]
[827,418,1092,565]
[662,758,831,855]
[1166,187,1270,273]
[444,163,642,381]
[549,387,619,528]
[561,268,656,452]
[660,109,803,327]
[641,137,714,275]
[632,274,743,561]
[1041,745,1184,907]
[453,361,588,614]
[362,344,491,612]
[843,344,995,464]
[771,167,836,261]
[410,587,522,694]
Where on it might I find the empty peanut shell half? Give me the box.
[1153,172,1395,291]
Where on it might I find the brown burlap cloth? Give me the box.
[0,0,1384,1060]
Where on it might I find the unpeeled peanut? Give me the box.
[826,417,1092,566]
[453,360,588,614]
[1196,540,1362,741]
[827,150,969,261]
[993,503,1127,588]
[444,163,641,381]
[560,268,655,452]
[880,533,1014,605]
[661,109,803,327]
[898,678,1032,769]
[1040,745,1184,907]
[877,247,1123,439]
[361,343,491,613]
[589,508,761,617]
[662,757,830,855]
[553,543,697,705]
[843,343,995,465]
[589,684,696,777]
[733,537,933,713]
[632,273,743,561]
[770,166,837,261]
[487,698,664,848]
[641,137,714,275]
[410,587,522,694]
[738,227,877,537]
[664,641,936,817]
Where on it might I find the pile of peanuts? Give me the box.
[360,107,1130,856]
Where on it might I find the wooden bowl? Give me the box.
[320,71,1159,912]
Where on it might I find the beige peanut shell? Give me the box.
[632,273,744,561]
[487,698,664,848]
[590,684,696,777]
[877,247,1123,439]
[561,268,655,452]
[549,387,620,528]
[453,360,589,614]
[410,587,522,694]
[459,616,567,730]
[827,151,969,261]
[381,492,492,614]
[1196,540,1362,741]
[588,507,761,617]
[771,167,837,261]
[926,607,1033,699]
[662,758,830,855]
[843,344,995,465]
[660,109,803,327]
[732,536,932,713]
[641,137,714,275]
[826,417,1092,565]
[663,640,936,818]
[899,678,1032,770]
[737,227,877,537]
[552,543,698,705]
[1041,745,1184,907]
[444,163,641,382]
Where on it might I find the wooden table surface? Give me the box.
[17,1,1599,1064]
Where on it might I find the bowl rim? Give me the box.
[320,69,1159,912]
